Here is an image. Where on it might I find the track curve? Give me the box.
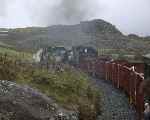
[92,78,138,120]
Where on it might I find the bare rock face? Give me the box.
[0,80,78,120]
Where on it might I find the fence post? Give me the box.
[117,64,120,88]
[105,62,108,81]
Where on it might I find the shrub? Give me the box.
[0,55,101,119]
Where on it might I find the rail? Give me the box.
[79,59,144,119]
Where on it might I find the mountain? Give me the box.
[0,19,124,50]
[0,19,150,54]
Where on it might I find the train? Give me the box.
[35,46,98,64]
[77,54,144,120]
[35,45,145,119]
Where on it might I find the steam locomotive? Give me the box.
[36,46,98,65]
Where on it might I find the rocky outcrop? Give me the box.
[1,19,150,53]
[1,19,126,50]
[0,80,78,120]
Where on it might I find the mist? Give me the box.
[25,0,101,26]
[0,0,150,36]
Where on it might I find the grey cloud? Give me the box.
[50,0,100,24]
[26,0,101,25]
[0,0,150,36]
[0,0,7,16]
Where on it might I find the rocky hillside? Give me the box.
[0,55,101,120]
[0,19,124,50]
[0,80,77,120]
[0,19,150,54]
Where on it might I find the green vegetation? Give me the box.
[0,46,33,61]
[0,55,101,120]
[1,20,150,55]
[98,48,135,55]
[0,41,13,48]
[98,48,144,61]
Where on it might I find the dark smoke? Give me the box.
[33,0,101,25]
[22,0,101,26]
[51,0,92,24]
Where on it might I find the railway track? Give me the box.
[92,78,138,120]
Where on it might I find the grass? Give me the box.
[97,48,143,61]
[0,55,101,120]
[0,46,33,61]
[0,41,13,48]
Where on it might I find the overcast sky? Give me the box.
[0,0,150,36]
